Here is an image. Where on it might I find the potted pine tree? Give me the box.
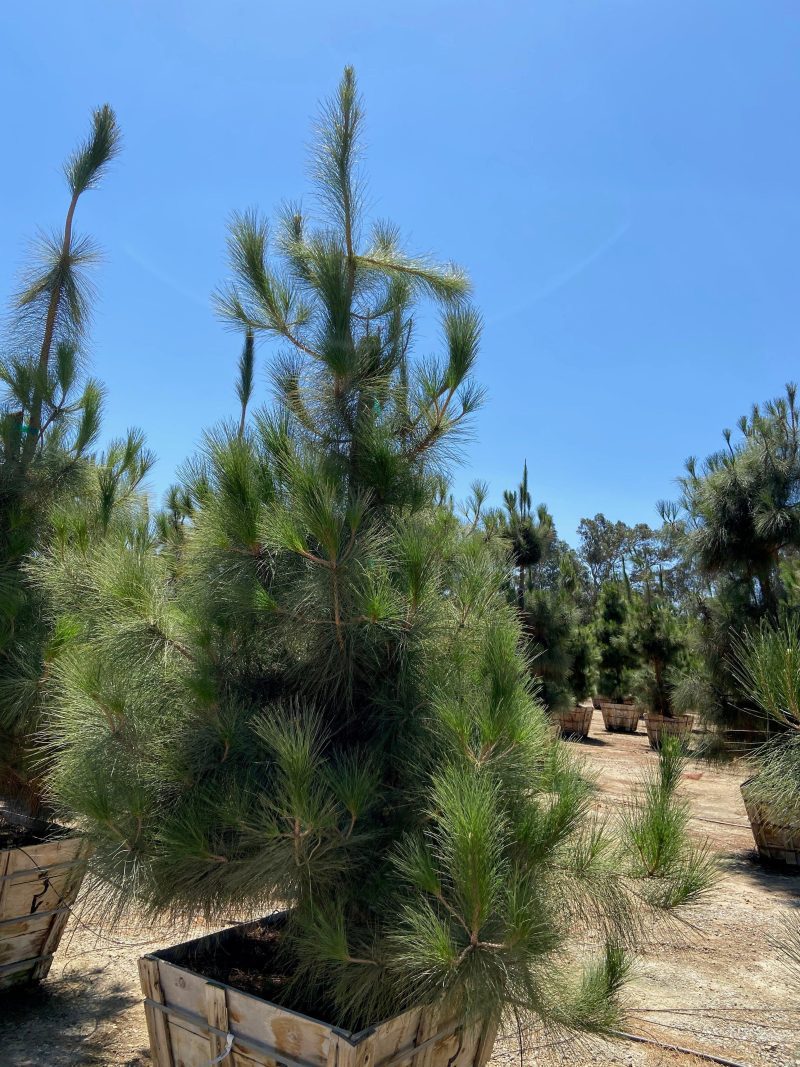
[631,592,693,750]
[40,70,714,1064]
[0,104,149,987]
[733,621,800,868]
[557,626,599,739]
[593,583,640,731]
[496,473,594,739]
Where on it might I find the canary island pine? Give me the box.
[0,104,153,815]
[36,70,713,1042]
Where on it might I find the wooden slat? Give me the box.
[139,956,176,1067]
[335,1032,376,1067]
[207,981,233,1063]
[32,838,90,981]
[451,1027,477,1067]
[167,1016,211,1065]
[0,905,61,935]
[370,1008,421,1067]
[0,833,88,986]
[167,1015,266,1067]
[473,1017,499,1067]
[411,1007,441,1067]
[0,950,54,988]
[0,847,11,918]
[327,1031,342,1067]
[1,869,75,919]
[140,919,500,1067]
[157,956,332,1067]
[0,928,50,967]
[3,835,82,874]
[146,997,325,1067]
[0,857,87,884]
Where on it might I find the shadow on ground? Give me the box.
[0,965,146,1067]
[721,849,800,901]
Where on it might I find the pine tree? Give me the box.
[593,582,638,702]
[500,462,554,607]
[0,104,151,814]
[670,385,800,735]
[494,467,581,712]
[38,70,712,1037]
[732,619,800,825]
[629,572,686,718]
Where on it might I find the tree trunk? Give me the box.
[20,190,79,467]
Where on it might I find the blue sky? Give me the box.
[2,2,798,544]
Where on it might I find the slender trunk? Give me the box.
[756,555,780,618]
[21,190,79,467]
[332,566,345,653]
[653,656,668,715]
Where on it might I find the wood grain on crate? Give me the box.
[742,791,800,868]
[140,919,498,1067]
[600,704,641,732]
[557,705,593,737]
[0,832,90,987]
[644,713,694,749]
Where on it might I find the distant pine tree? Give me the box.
[593,582,638,701]
[670,385,800,734]
[0,105,152,814]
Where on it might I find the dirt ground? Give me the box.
[0,711,797,1067]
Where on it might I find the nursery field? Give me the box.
[0,714,796,1067]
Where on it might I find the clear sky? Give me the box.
[2,2,798,543]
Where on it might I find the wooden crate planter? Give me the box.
[644,713,694,750]
[741,783,800,869]
[556,704,593,739]
[0,814,90,988]
[139,916,500,1067]
[600,703,640,733]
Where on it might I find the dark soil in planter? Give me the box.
[0,824,43,850]
[0,813,67,851]
[161,915,341,1025]
[185,923,289,1001]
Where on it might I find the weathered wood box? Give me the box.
[742,784,800,869]
[556,704,593,739]
[140,917,499,1067]
[644,713,694,750]
[0,812,90,988]
[600,703,640,733]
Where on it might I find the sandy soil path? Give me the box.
[0,711,797,1066]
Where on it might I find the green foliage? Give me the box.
[568,625,599,704]
[493,465,596,712]
[593,582,638,701]
[0,103,148,814]
[629,591,686,716]
[620,737,716,908]
[521,588,578,712]
[669,385,800,734]
[64,103,122,197]
[236,328,256,436]
[680,384,800,609]
[40,70,712,1038]
[577,515,629,594]
[577,514,698,610]
[499,462,554,606]
[733,619,800,824]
